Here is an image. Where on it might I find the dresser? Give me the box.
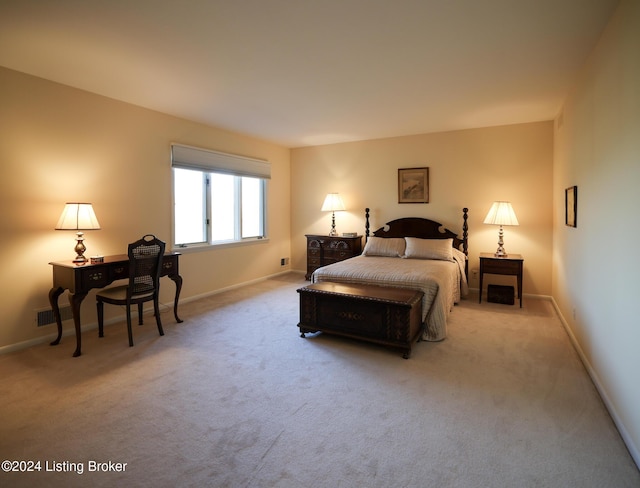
[305,235,363,280]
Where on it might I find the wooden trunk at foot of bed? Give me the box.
[297,282,424,359]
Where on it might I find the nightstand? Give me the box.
[479,252,524,307]
[305,235,363,280]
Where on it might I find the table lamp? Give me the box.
[56,203,101,263]
[483,201,518,257]
[321,193,345,236]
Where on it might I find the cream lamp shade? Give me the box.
[56,203,101,263]
[483,201,518,257]
[321,193,345,236]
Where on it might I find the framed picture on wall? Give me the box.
[565,186,577,227]
[398,167,429,203]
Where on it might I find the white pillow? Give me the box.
[362,237,406,257]
[403,237,453,261]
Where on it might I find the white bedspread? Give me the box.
[311,253,468,341]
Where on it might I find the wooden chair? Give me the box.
[97,235,166,347]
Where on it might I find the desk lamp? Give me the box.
[483,201,519,257]
[56,203,101,263]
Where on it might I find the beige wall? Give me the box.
[0,67,291,351]
[553,0,640,465]
[291,122,554,296]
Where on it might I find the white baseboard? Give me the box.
[466,287,553,301]
[175,269,295,305]
[550,297,640,470]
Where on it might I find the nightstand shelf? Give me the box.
[479,252,524,307]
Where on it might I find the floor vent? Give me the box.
[36,306,73,327]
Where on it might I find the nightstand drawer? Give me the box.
[482,259,521,274]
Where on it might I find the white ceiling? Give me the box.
[0,0,619,148]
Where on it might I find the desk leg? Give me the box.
[49,287,65,346]
[478,272,484,304]
[169,273,184,323]
[68,292,87,357]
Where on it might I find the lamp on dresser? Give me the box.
[321,193,345,237]
[55,202,101,263]
[483,201,519,257]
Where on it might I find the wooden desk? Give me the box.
[49,253,183,357]
[479,252,524,308]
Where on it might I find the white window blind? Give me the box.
[171,143,271,179]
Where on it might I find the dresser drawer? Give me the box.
[308,247,321,258]
[324,248,355,261]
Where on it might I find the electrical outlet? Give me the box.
[280,257,290,266]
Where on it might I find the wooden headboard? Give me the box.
[365,207,469,274]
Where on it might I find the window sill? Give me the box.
[171,237,269,254]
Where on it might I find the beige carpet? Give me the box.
[1,273,638,488]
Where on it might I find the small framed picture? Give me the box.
[398,167,429,203]
[565,186,577,227]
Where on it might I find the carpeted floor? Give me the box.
[1,272,638,487]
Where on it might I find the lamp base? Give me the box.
[73,231,88,263]
[328,211,338,236]
[494,225,507,257]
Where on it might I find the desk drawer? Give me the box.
[110,264,128,280]
[81,267,111,289]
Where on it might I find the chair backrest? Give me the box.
[127,235,166,297]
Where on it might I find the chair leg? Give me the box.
[154,298,164,337]
[137,302,144,325]
[126,305,134,347]
[97,300,104,337]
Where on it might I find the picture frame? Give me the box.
[398,167,429,203]
[565,186,577,227]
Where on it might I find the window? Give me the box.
[171,144,270,248]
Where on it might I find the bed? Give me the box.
[310,208,469,342]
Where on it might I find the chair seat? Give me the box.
[97,285,154,303]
